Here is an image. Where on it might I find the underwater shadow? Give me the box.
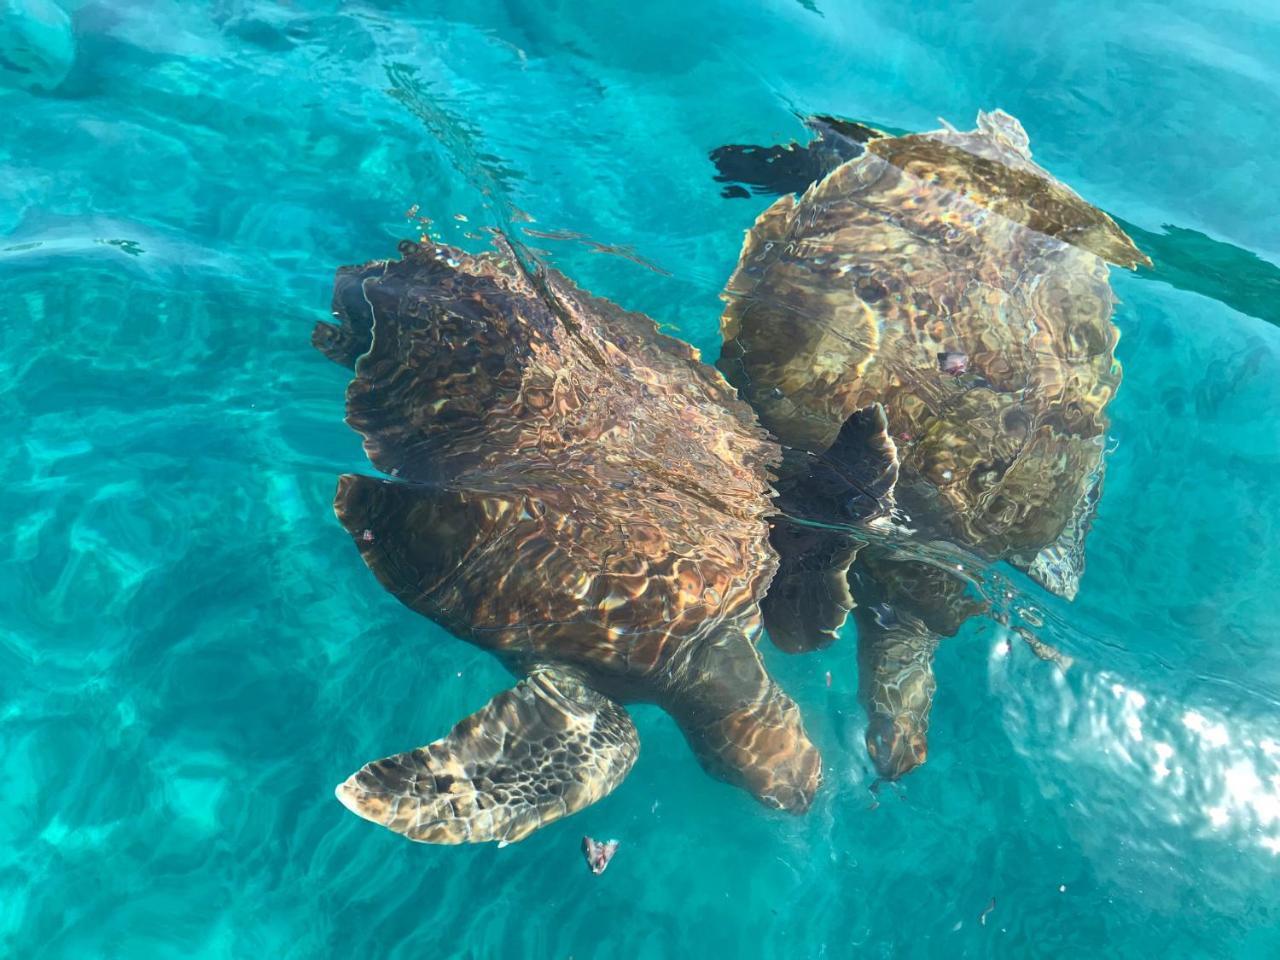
[711,115,1280,331]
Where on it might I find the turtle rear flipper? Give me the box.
[852,602,939,781]
[1021,450,1107,602]
[710,115,885,198]
[763,403,899,653]
[336,668,639,845]
[849,551,983,779]
[664,628,822,813]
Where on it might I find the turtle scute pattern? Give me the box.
[719,109,1143,565]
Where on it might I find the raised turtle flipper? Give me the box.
[710,115,886,198]
[762,404,899,653]
[336,667,639,845]
[801,403,900,519]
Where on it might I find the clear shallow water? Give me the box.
[3,1,1280,957]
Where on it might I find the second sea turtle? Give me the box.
[713,110,1149,779]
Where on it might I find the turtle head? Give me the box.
[865,714,928,780]
[679,692,823,814]
[725,695,824,813]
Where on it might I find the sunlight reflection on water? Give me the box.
[993,633,1280,860]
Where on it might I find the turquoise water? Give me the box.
[4,1,1280,956]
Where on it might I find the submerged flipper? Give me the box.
[711,115,885,198]
[852,601,939,781]
[336,668,639,845]
[849,550,984,779]
[762,404,899,653]
[1023,448,1106,601]
[665,627,822,813]
[762,521,859,653]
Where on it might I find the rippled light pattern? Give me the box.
[3,1,1280,957]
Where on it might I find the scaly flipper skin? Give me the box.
[316,237,821,841]
[716,111,1147,777]
[335,668,639,845]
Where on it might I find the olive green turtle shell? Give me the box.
[718,110,1148,571]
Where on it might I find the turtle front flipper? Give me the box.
[710,115,885,198]
[762,521,859,653]
[762,403,899,654]
[336,668,639,845]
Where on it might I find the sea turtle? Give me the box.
[711,110,1150,779]
[313,235,855,844]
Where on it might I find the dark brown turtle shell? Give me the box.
[315,237,823,822]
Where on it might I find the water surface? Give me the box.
[3,1,1280,957]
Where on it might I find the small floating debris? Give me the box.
[96,238,145,257]
[938,351,969,376]
[978,897,996,926]
[583,836,618,875]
